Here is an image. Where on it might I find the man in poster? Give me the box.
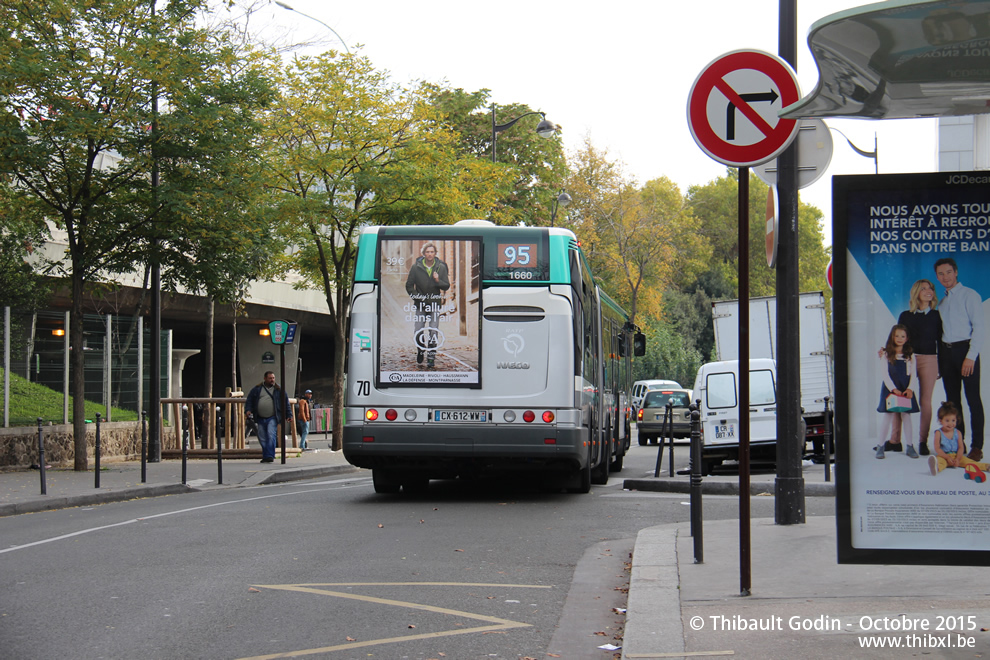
[405,243,450,368]
[935,257,985,461]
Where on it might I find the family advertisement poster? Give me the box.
[835,171,990,564]
[376,237,481,387]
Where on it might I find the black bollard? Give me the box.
[689,405,703,564]
[141,410,148,484]
[654,401,673,478]
[95,413,102,488]
[181,405,188,485]
[216,407,224,485]
[37,417,47,495]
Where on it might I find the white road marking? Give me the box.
[0,477,373,556]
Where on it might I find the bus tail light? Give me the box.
[366,409,379,421]
[544,438,556,444]
[522,410,536,423]
[385,409,398,421]
[542,411,555,423]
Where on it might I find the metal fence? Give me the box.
[2,307,169,427]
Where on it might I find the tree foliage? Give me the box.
[429,87,568,226]
[631,316,706,388]
[685,169,831,298]
[0,0,275,468]
[261,54,507,448]
[565,138,707,324]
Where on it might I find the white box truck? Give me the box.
[700,291,833,472]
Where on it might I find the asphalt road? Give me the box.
[0,437,835,659]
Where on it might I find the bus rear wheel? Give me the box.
[373,469,401,494]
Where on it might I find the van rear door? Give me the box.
[697,360,777,448]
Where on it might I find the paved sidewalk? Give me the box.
[621,462,990,659]
[0,441,359,517]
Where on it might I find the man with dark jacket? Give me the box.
[245,371,292,463]
[404,243,450,367]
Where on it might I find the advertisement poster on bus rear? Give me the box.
[834,171,990,565]
[377,237,481,386]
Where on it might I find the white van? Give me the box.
[631,379,683,417]
[691,359,778,475]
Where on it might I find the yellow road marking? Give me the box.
[238,581,551,660]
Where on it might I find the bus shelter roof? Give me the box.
[782,0,990,120]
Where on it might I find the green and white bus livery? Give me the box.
[343,220,645,494]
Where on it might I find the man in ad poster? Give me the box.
[378,238,480,385]
[405,243,450,368]
[934,257,985,461]
[836,171,990,563]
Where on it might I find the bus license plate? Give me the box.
[433,410,488,423]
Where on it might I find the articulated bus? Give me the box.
[343,220,645,494]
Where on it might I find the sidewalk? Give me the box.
[0,440,358,518]
[621,463,990,659]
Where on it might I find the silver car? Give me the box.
[637,388,693,445]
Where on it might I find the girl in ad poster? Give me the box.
[875,324,921,460]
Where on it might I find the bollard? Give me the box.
[689,405,703,563]
[95,413,102,489]
[216,406,224,485]
[181,405,189,485]
[823,396,832,483]
[666,402,675,477]
[37,417,47,495]
[654,401,673,478]
[141,410,148,483]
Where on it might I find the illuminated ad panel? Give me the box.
[834,171,990,565]
[377,237,481,387]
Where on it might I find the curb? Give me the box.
[623,478,835,497]
[0,484,195,518]
[0,465,362,518]
[255,465,361,485]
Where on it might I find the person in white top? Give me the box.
[935,257,984,462]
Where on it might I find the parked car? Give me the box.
[631,379,683,418]
[637,388,693,445]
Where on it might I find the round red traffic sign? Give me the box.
[826,260,833,289]
[765,186,778,268]
[687,50,801,167]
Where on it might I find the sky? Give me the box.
[250,0,941,246]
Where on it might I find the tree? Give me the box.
[565,138,707,324]
[686,169,831,298]
[429,87,569,226]
[669,169,833,362]
[631,316,705,388]
[0,0,275,469]
[261,54,505,449]
[0,189,50,312]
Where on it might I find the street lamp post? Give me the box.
[491,103,558,163]
[829,127,878,173]
[274,1,350,54]
[549,190,571,227]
